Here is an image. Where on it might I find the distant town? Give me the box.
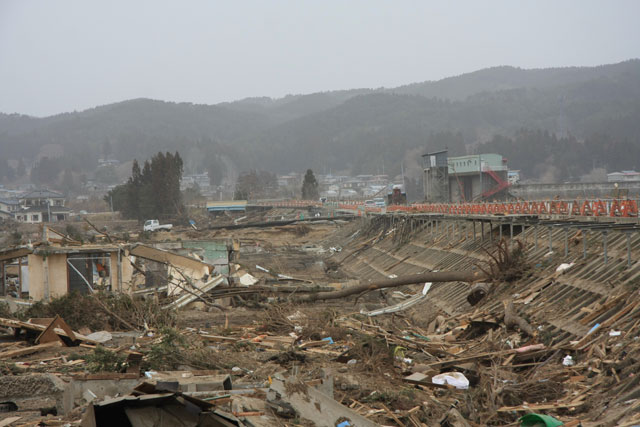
[1,149,639,224]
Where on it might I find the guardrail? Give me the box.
[385,199,638,218]
[252,199,639,218]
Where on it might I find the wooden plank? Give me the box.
[0,416,22,427]
[603,301,640,328]
[579,294,626,325]
[0,341,62,359]
[497,400,585,412]
[0,342,24,349]
[424,349,515,369]
[574,301,640,349]
[27,317,55,326]
[199,334,239,342]
[71,372,139,380]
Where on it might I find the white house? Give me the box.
[12,190,71,223]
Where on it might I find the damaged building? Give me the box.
[423,150,511,202]
[0,227,231,303]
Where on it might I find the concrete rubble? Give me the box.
[0,209,640,425]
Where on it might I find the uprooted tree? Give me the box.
[296,271,485,302]
[476,238,529,282]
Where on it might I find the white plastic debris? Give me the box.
[609,330,622,337]
[347,359,358,365]
[239,273,259,286]
[361,283,432,317]
[562,355,575,366]
[286,311,306,321]
[556,262,575,273]
[432,372,469,390]
[256,265,269,273]
[387,274,398,279]
[86,331,113,343]
[422,282,431,295]
[83,389,97,403]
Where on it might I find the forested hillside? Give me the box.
[1,59,638,185]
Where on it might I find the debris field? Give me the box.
[1,210,640,426]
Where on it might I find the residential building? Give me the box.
[181,172,211,191]
[607,171,640,182]
[0,197,20,220]
[8,190,72,223]
[98,158,120,167]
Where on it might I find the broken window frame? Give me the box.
[66,254,113,294]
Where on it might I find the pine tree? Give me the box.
[301,169,319,200]
[105,152,185,220]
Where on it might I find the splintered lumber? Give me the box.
[297,271,484,302]
[497,398,585,412]
[0,317,98,344]
[423,344,546,370]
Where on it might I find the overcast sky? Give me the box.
[1,1,639,117]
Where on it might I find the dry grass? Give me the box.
[347,332,395,373]
[145,327,219,371]
[21,291,176,331]
[463,363,565,425]
[259,302,348,341]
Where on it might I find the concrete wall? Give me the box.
[0,374,73,414]
[48,254,68,298]
[511,181,640,200]
[109,251,133,293]
[448,170,509,202]
[28,253,68,301]
[28,251,133,301]
[119,252,134,294]
[69,378,139,408]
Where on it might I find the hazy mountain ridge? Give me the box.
[1,60,639,182]
[391,59,640,100]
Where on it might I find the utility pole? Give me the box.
[401,161,407,200]
[479,154,483,201]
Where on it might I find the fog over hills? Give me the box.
[1,59,639,185]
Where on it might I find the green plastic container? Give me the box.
[519,413,564,427]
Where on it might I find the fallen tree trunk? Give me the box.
[297,271,485,302]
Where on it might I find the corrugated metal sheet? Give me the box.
[206,200,247,211]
